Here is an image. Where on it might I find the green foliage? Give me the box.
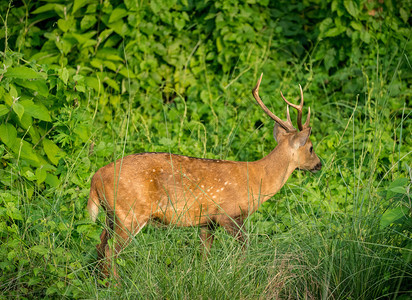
[0,0,411,298]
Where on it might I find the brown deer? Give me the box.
[87,74,322,279]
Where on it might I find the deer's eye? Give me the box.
[309,146,313,153]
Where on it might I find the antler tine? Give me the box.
[286,105,292,124]
[252,73,295,132]
[280,84,310,131]
[299,84,311,130]
[303,106,311,129]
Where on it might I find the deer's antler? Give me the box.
[252,74,296,132]
[252,73,311,132]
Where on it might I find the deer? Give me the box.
[87,73,322,280]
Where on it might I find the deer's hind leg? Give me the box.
[95,213,114,280]
[101,211,149,282]
[218,216,246,246]
[200,223,216,257]
[96,215,113,262]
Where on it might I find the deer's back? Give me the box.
[91,152,251,226]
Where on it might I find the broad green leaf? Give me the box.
[6,202,23,221]
[150,0,161,14]
[174,18,185,31]
[325,27,345,37]
[31,3,56,14]
[30,51,59,65]
[103,60,117,71]
[0,104,9,117]
[380,206,409,229]
[98,29,114,43]
[31,245,48,255]
[388,178,408,189]
[5,67,43,79]
[36,167,47,184]
[331,0,338,11]
[80,15,97,30]
[73,0,89,13]
[109,8,128,23]
[45,173,60,187]
[18,138,41,166]
[14,79,49,97]
[0,123,17,148]
[318,17,333,33]
[90,58,104,69]
[28,126,40,144]
[72,31,97,46]
[56,37,74,55]
[43,139,64,165]
[104,78,120,92]
[59,67,69,84]
[96,48,124,61]
[200,90,209,102]
[77,224,92,234]
[20,100,51,122]
[12,102,24,120]
[350,21,363,32]
[24,169,36,181]
[85,76,103,92]
[400,8,408,23]
[73,74,84,82]
[360,31,371,44]
[386,178,409,199]
[57,17,75,32]
[108,19,128,37]
[73,125,91,143]
[76,84,86,92]
[9,84,18,99]
[118,68,136,78]
[344,0,359,18]
[389,186,406,194]
[19,113,33,130]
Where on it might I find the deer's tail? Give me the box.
[87,175,100,222]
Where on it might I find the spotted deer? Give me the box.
[87,74,322,279]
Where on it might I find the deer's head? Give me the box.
[252,74,322,172]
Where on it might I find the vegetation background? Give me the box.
[0,0,411,298]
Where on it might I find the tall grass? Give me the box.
[1,49,410,299]
[29,95,412,299]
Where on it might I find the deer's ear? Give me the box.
[292,127,311,149]
[273,123,289,143]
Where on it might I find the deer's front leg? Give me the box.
[200,225,215,257]
[219,216,246,247]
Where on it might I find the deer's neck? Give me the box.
[249,143,296,202]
